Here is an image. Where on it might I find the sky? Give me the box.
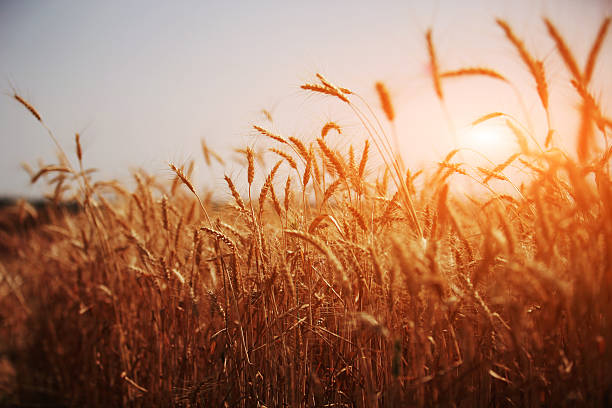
[0,0,610,198]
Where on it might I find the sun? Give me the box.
[457,122,518,164]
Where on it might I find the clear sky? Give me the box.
[0,0,610,197]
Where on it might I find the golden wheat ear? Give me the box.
[253,125,288,145]
[169,162,213,226]
[440,67,508,82]
[584,17,611,84]
[321,121,342,138]
[496,19,549,110]
[543,18,582,82]
[375,82,395,122]
[425,29,443,101]
[13,93,42,122]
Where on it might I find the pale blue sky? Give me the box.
[1,0,610,197]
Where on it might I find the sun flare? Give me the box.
[458,122,517,162]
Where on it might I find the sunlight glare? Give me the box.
[457,122,518,164]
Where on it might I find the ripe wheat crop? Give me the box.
[1,17,611,407]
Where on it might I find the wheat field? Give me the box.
[1,18,611,407]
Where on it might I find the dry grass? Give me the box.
[1,17,612,408]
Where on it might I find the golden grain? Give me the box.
[425,29,443,100]
[440,67,507,82]
[5,16,612,407]
[13,93,42,122]
[321,121,342,138]
[584,17,611,84]
[375,81,395,122]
